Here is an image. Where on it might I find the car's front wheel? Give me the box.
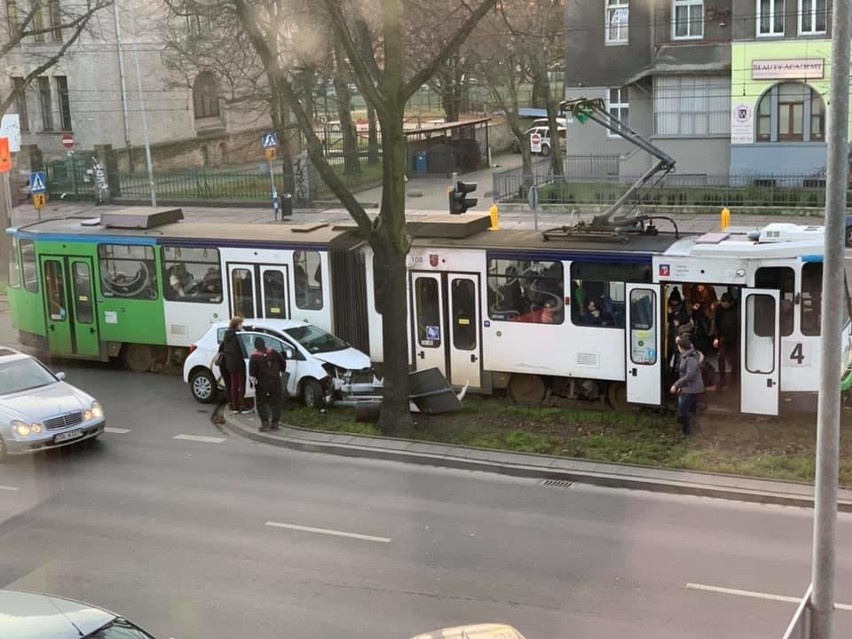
[301,378,324,408]
[190,368,218,404]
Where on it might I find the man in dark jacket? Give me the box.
[670,335,705,436]
[249,336,286,432]
[712,293,739,389]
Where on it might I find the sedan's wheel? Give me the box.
[541,145,551,157]
[301,378,324,408]
[846,227,852,248]
[190,369,218,404]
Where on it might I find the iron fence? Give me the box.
[493,170,836,209]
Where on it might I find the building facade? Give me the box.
[2,0,267,170]
[564,0,832,178]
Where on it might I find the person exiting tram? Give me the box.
[249,337,286,432]
[670,336,704,436]
[712,293,740,389]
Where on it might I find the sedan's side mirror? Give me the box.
[56,372,66,381]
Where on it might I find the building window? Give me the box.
[37,76,53,131]
[757,0,784,35]
[673,0,703,38]
[605,0,628,44]
[49,0,61,41]
[192,72,220,119]
[755,82,824,142]
[12,77,29,132]
[799,0,827,34]
[55,76,71,130]
[654,76,729,136]
[6,0,20,38]
[606,87,629,137]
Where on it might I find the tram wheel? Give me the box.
[508,374,546,405]
[123,344,154,373]
[607,382,630,411]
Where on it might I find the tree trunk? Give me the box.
[367,104,380,165]
[333,42,361,177]
[270,88,295,194]
[374,115,412,434]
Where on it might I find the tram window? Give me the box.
[451,278,477,350]
[20,240,38,293]
[44,260,67,321]
[746,293,776,373]
[72,262,94,324]
[415,277,441,348]
[487,258,564,323]
[162,247,222,303]
[231,268,255,318]
[294,250,323,310]
[569,262,650,328]
[629,288,657,365]
[755,266,794,336]
[263,270,287,318]
[98,244,158,300]
[801,262,822,336]
[8,237,20,289]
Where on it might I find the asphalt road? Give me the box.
[0,348,851,639]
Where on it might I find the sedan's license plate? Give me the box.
[55,428,83,443]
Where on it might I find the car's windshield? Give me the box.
[0,358,57,395]
[284,325,348,354]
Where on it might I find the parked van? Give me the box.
[410,623,526,639]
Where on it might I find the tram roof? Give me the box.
[12,216,351,246]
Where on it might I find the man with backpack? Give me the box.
[249,336,287,432]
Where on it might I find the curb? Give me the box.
[219,410,852,512]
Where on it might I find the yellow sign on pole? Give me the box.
[265,148,277,161]
[33,193,47,209]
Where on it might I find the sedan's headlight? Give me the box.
[11,420,42,437]
[89,402,104,419]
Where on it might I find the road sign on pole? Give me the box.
[0,137,11,173]
[30,171,47,194]
[262,131,278,150]
[32,193,47,209]
[530,132,542,153]
[61,133,75,150]
[265,148,277,161]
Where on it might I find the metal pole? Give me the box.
[0,171,12,278]
[810,0,851,634]
[269,160,279,220]
[127,0,156,206]
[113,2,132,172]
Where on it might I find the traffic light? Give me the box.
[448,180,478,215]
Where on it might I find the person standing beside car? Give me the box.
[249,336,286,432]
[222,316,247,413]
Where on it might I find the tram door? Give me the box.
[410,272,482,389]
[740,288,781,415]
[624,284,662,405]
[227,264,290,320]
[39,256,100,357]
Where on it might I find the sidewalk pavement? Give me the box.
[221,408,852,512]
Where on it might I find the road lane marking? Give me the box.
[265,521,392,544]
[686,583,852,611]
[0,485,19,492]
[173,434,226,444]
[104,427,131,434]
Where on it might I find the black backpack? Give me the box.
[256,349,282,382]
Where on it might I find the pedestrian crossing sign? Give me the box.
[30,170,47,193]
[261,131,278,149]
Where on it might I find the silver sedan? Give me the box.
[0,348,106,460]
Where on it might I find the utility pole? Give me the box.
[113,1,133,173]
[127,0,156,206]
[810,0,851,634]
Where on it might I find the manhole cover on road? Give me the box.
[540,479,574,489]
